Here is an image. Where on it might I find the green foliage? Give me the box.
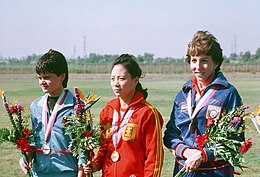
[204,106,250,168]
[0,128,12,144]
[65,115,102,157]
[63,88,102,163]
[1,47,260,65]
[0,91,34,176]
[0,75,259,177]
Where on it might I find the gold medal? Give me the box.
[111,150,120,162]
[42,144,51,155]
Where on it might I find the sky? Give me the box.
[0,0,260,59]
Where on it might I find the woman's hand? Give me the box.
[82,161,99,174]
[77,166,86,177]
[19,157,32,174]
[183,148,203,172]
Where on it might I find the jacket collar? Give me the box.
[107,91,144,112]
[182,71,229,93]
[37,88,75,109]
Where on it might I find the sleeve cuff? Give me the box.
[93,159,102,171]
[175,144,189,159]
[200,149,207,162]
[202,148,214,162]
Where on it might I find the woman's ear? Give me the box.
[60,73,66,82]
[214,62,219,70]
[134,77,139,86]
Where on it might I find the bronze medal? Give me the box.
[111,151,120,162]
[42,144,51,155]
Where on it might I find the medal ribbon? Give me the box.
[187,86,218,120]
[111,106,135,148]
[42,89,67,142]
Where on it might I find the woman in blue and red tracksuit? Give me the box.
[18,49,85,177]
[163,31,244,177]
[83,54,164,177]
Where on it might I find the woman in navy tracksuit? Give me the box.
[163,31,244,177]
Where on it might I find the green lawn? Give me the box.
[0,73,259,177]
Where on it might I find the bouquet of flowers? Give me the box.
[175,105,252,177]
[249,105,260,134]
[63,87,102,177]
[0,89,35,177]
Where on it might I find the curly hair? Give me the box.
[185,31,224,74]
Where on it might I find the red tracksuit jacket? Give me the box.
[94,91,164,177]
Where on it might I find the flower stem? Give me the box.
[87,172,93,177]
[86,150,93,177]
[22,152,33,177]
[174,167,186,177]
[2,94,18,131]
[17,104,23,133]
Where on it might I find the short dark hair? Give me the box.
[185,31,224,73]
[111,54,148,99]
[36,49,69,88]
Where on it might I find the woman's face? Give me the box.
[110,64,139,101]
[38,72,65,97]
[190,55,218,87]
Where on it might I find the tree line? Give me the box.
[1,47,260,65]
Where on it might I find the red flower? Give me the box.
[240,138,252,154]
[206,118,215,127]
[9,104,23,114]
[16,138,28,149]
[22,127,33,139]
[83,131,92,137]
[16,137,34,152]
[16,137,28,145]
[9,105,18,114]
[196,133,209,149]
[22,144,32,152]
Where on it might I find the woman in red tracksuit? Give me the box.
[83,53,164,177]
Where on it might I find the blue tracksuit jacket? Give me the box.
[30,89,79,177]
[163,72,244,177]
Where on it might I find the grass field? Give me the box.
[0,73,259,177]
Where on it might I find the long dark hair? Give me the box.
[111,54,148,99]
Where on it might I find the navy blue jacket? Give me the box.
[163,72,243,176]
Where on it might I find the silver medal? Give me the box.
[42,144,51,155]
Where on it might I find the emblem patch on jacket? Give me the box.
[181,104,188,112]
[105,127,113,138]
[122,123,137,141]
[206,104,222,119]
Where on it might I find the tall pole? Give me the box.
[73,45,76,59]
[234,35,237,54]
[83,35,87,74]
[83,35,87,58]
